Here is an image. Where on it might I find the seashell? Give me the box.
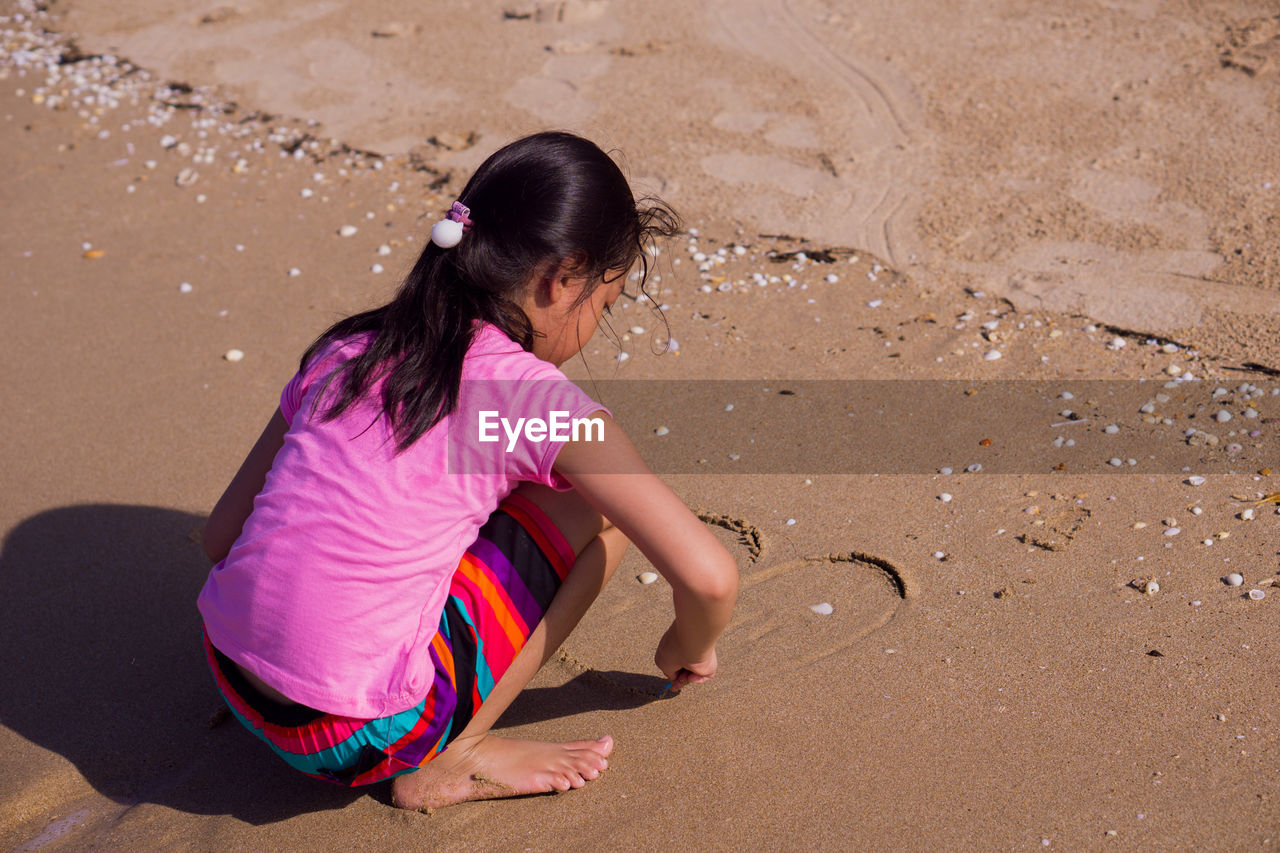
[637,571,658,585]
[1225,573,1244,586]
[809,602,834,615]
[288,267,301,277]
[370,264,384,274]
[653,426,669,436]
[1248,588,1265,600]
[223,348,244,362]
[939,493,952,502]
[338,224,358,238]
[1144,580,1159,595]
[1186,475,1206,486]
[629,326,645,335]
[175,167,198,187]
[377,244,392,256]
[1239,508,1255,521]
[178,282,193,293]
[615,352,630,363]
[983,349,1002,361]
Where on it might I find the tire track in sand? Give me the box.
[705,0,927,265]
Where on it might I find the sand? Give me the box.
[2,0,1278,849]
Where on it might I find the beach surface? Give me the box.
[2,0,1278,849]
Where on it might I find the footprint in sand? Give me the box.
[561,512,912,694]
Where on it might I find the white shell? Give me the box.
[1144,580,1159,595]
[1248,588,1266,600]
[223,348,244,363]
[638,571,658,585]
[338,224,358,237]
[431,218,463,248]
[1225,573,1244,586]
[810,602,834,615]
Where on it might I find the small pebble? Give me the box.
[288,267,301,277]
[638,571,658,585]
[377,244,392,256]
[1145,580,1159,595]
[178,282,193,294]
[371,264,384,274]
[933,550,946,559]
[339,225,358,237]
[939,493,953,503]
[809,602,834,615]
[630,326,645,335]
[1240,508,1255,521]
[615,352,630,363]
[1108,457,1123,467]
[1186,476,1206,486]
[983,350,1002,361]
[939,467,953,475]
[1225,573,1244,586]
[300,187,314,199]
[1215,410,1232,423]
[1108,337,1127,350]
[1163,527,1180,537]
[1190,506,1203,516]
[785,518,796,526]
[1248,588,1266,600]
[223,348,244,363]
[867,299,883,308]
[1104,424,1119,434]
[653,426,670,436]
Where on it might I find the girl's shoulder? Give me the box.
[465,323,562,382]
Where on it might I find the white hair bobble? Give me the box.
[431,201,472,249]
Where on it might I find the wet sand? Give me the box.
[2,0,1278,849]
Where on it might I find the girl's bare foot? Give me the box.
[390,734,613,812]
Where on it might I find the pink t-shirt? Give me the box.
[197,323,607,718]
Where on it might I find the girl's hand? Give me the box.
[655,620,718,692]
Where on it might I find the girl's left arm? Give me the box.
[203,407,289,564]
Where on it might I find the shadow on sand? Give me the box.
[0,504,659,830]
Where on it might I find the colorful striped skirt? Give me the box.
[203,492,574,787]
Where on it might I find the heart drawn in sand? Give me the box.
[559,511,913,694]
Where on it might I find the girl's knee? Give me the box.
[510,482,608,557]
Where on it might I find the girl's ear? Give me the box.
[545,254,588,307]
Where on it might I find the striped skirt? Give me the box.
[203,492,573,787]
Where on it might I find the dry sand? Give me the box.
[2,0,1279,849]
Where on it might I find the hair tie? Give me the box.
[431,201,472,248]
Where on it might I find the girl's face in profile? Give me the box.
[538,267,627,366]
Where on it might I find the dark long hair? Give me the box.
[301,131,680,452]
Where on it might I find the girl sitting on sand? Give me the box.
[196,131,738,811]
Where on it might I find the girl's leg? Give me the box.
[391,484,629,811]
